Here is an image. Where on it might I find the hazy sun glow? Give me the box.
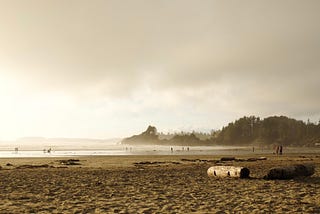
[1,0,320,140]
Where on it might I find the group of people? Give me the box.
[43,148,52,153]
[275,145,283,155]
[125,147,133,151]
[170,147,190,152]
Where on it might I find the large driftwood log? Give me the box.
[207,166,250,178]
[265,164,315,180]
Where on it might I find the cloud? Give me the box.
[0,0,320,138]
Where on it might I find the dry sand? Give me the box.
[0,154,319,213]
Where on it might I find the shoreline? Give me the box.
[0,146,319,159]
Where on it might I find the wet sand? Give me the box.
[0,153,319,213]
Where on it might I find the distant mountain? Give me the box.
[121,116,320,147]
[16,137,121,144]
[1,137,122,150]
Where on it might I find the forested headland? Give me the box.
[121,116,320,147]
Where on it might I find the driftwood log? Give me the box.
[207,166,250,178]
[264,164,315,180]
[220,157,236,161]
[247,157,267,161]
[58,159,81,166]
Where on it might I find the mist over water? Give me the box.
[0,142,248,157]
[0,143,318,158]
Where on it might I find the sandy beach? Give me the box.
[0,153,319,213]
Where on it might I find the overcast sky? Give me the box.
[0,0,320,140]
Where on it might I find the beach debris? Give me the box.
[180,159,217,163]
[134,161,181,166]
[180,157,266,163]
[246,157,267,162]
[207,166,250,178]
[58,159,81,165]
[134,161,163,165]
[227,157,268,162]
[16,164,51,169]
[220,157,236,161]
[264,164,315,180]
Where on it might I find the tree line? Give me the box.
[216,116,320,146]
[121,116,320,147]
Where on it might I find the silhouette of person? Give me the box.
[276,145,279,155]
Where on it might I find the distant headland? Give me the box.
[121,116,320,147]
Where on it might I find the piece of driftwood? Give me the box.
[264,164,315,180]
[16,164,50,169]
[207,166,250,178]
[220,157,236,161]
[134,161,180,166]
[257,157,267,160]
[58,159,81,165]
[247,157,267,161]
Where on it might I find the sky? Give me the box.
[0,0,320,140]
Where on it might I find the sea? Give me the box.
[0,144,318,158]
